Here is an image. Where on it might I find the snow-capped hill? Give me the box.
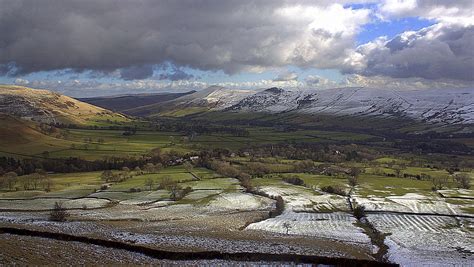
[204,87,253,109]
[174,86,253,109]
[226,87,304,112]
[227,87,474,126]
[298,87,411,117]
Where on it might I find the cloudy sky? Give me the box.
[0,0,473,96]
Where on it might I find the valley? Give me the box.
[2,1,473,265]
[0,85,473,265]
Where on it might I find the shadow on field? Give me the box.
[0,226,398,266]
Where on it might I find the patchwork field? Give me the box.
[1,116,473,266]
[0,125,382,160]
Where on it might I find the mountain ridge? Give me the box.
[222,86,474,126]
[0,85,128,125]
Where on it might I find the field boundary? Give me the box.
[0,226,397,266]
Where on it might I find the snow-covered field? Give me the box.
[438,189,474,198]
[245,185,369,245]
[183,189,222,200]
[119,190,170,205]
[0,197,110,210]
[1,179,473,265]
[72,191,273,221]
[206,192,273,212]
[246,211,371,245]
[77,203,200,221]
[367,214,474,266]
[258,185,348,212]
[353,193,473,216]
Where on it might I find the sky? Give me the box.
[0,0,473,97]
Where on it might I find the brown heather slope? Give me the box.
[0,85,128,125]
[0,114,47,144]
[0,114,75,156]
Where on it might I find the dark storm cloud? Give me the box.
[1,0,472,83]
[344,24,474,81]
[120,65,154,80]
[0,0,371,78]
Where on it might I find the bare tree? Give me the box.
[3,172,17,190]
[348,167,361,187]
[353,205,366,220]
[143,163,156,173]
[348,175,358,187]
[431,176,448,191]
[144,177,155,191]
[454,173,471,189]
[393,165,405,178]
[49,202,70,222]
[158,176,175,190]
[100,170,113,182]
[183,162,193,172]
[42,178,53,192]
[134,166,143,175]
[349,167,362,178]
[154,163,163,173]
[282,222,292,234]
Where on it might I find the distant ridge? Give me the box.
[126,86,253,117]
[224,87,474,126]
[79,91,195,112]
[122,85,473,127]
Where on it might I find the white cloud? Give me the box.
[305,75,342,88]
[343,74,473,89]
[273,71,298,81]
[14,78,29,85]
[344,23,474,81]
[378,0,474,26]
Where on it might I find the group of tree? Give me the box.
[122,126,138,136]
[431,176,449,191]
[239,143,378,164]
[0,169,52,191]
[199,159,253,192]
[0,147,188,176]
[100,167,133,183]
[321,185,347,196]
[430,173,471,191]
[347,167,362,188]
[282,176,305,186]
[150,120,250,137]
[154,176,193,200]
[141,162,163,174]
[453,173,471,189]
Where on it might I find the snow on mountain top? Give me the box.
[225,86,474,125]
[173,86,253,108]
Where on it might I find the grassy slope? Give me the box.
[0,84,130,125]
[0,114,74,156]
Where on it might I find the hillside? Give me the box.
[0,114,74,156]
[79,91,194,113]
[0,85,129,125]
[127,86,252,117]
[226,87,474,126]
[119,85,473,130]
